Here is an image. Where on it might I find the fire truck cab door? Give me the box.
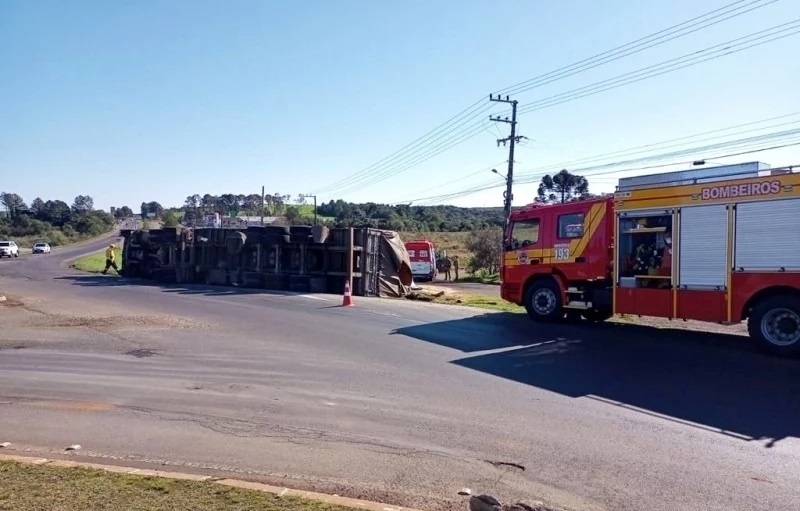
[507,214,547,268]
[550,202,607,279]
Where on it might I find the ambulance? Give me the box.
[500,161,800,357]
[405,239,438,282]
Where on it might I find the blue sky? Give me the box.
[2,0,799,211]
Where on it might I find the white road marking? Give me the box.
[295,294,331,302]
[350,309,400,318]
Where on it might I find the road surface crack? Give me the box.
[127,406,456,460]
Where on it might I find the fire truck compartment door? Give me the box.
[735,197,800,270]
[679,204,728,289]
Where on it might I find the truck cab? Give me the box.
[502,197,615,320]
[405,240,437,282]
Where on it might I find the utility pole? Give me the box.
[489,94,523,220]
[261,185,266,226]
[301,194,317,225]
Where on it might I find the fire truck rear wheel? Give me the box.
[748,294,800,358]
[524,279,563,322]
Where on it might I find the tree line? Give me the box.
[315,200,506,231]
[0,192,117,246]
[160,193,507,231]
[315,169,596,231]
[138,193,507,231]
[138,170,596,233]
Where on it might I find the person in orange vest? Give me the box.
[101,243,120,275]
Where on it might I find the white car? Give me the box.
[0,241,19,258]
[32,242,51,254]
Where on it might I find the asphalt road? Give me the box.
[1,237,798,511]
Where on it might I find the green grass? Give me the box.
[407,289,521,313]
[13,233,88,249]
[448,294,520,312]
[72,248,122,273]
[0,460,353,511]
[296,204,334,222]
[410,291,639,319]
[460,271,500,285]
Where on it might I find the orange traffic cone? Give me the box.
[342,280,354,306]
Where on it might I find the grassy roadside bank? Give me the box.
[458,272,500,285]
[72,247,122,273]
[0,460,354,511]
[12,232,109,249]
[407,287,521,313]
[405,286,641,321]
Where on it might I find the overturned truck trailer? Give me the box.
[119,225,414,297]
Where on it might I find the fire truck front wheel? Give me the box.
[748,295,800,358]
[524,279,563,322]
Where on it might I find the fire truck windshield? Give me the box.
[509,218,540,250]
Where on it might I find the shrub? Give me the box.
[465,228,502,274]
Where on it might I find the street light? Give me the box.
[491,169,513,218]
[491,168,508,181]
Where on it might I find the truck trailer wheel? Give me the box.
[748,295,800,358]
[524,279,563,322]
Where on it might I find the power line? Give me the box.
[507,20,800,117]
[497,0,778,97]
[406,113,800,202]
[510,128,800,186]
[335,14,798,198]
[414,140,800,204]
[317,101,489,193]
[394,161,508,204]
[312,0,776,196]
[315,106,493,195]
[522,138,800,186]
[325,117,494,197]
[407,136,800,204]
[338,15,800,200]
[314,100,492,194]
[519,132,800,183]
[516,112,800,177]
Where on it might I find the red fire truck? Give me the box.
[500,162,800,357]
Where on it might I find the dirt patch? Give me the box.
[23,399,118,412]
[27,314,208,331]
[0,344,27,351]
[615,315,748,336]
[0,294,24,307]
[125,348,160,358]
